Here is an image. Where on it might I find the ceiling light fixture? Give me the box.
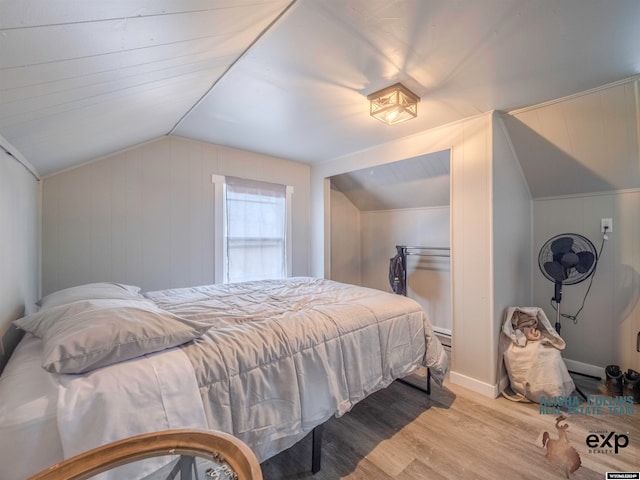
[367,83,419,125]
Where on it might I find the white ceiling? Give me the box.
[503,80,640,198]
[1,0,640,188]
[331,149,450,211]
[0,0,292,175]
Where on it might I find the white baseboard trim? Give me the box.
[448,360,602,399]
[563,358,605,380]
[449,371,500,398]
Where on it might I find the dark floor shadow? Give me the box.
[260,380,456,479]
[0,316,25,375]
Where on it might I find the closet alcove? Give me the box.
[328,149,453,353]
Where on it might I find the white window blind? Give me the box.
[224,176,287,283]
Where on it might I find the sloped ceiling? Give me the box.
[0,0,292,175]
[331,149,450,211]
[502,79,640,198]
[1,0,640,189]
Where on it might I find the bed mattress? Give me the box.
[0,334,64,480]
[145,278,448,460]
[0,277,447,479]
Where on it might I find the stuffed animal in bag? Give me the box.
[502,307,575,403]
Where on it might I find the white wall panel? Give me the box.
[58,166,93,287]
[492,114,533,308]
[109,154,128,284]
[450,115,493,387]
[124,149,145,287]
[312,113,504,396]
[0,149,40,369]
[90,160,113,281]
[505,79,640,197]
[329,188,361,286]
[41,176,59,296]
[360,207,451,334]
[615,192,640,372]
[533,191,640,372]
[41,136,310,295]
[215,144,310,279]
[492,114,533,384]
[141,141,173,292]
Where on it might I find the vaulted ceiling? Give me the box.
[331,149,450,210]
[1,0,639,198]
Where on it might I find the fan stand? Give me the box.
[553,281,588,402]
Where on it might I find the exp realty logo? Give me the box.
[586,430,630,454]
[540,417,634,478]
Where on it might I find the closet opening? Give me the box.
[328,149,452,350]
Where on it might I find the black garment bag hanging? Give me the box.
[389,246,406,295]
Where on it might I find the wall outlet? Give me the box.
[601,218,613,233]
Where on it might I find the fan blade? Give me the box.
[576,251,595,273]
[544,261,566,282]
[551,236,574,255]
[561,252,579,268]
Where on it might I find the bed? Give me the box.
[0,277,448,480]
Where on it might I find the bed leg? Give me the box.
[178,455,195,480]
[311,424,323,474]
[397,367,432,395]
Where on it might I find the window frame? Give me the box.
[212,175,293,284]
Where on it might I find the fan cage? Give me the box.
[538,233,597,285]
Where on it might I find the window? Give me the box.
[212,175,293,284]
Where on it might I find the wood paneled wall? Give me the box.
[329,186,452,335]
[329,188,361,286]
[509,78,640,373]
[0,149,39,370]
[41,136,311,295]
[313,113,503,396]
[534,190,640,373]
[360,206,451,334]
[504,79,639,198]
[492,115,534,330]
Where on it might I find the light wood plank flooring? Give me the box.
[261,376,640,479]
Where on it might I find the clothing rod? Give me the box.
[405,252,450,257]
[397,245,450,251]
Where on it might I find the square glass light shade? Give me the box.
[367,83,419,125]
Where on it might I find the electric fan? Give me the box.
[538,233,598,334]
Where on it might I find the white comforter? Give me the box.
[56,278,447,476]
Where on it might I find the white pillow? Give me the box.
[14,299,210,374]
[37,283,144,310]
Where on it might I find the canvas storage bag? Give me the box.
[501,307,575,403]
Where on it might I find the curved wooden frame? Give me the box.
[27,429,263,480]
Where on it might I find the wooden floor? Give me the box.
[261,375,640,479]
